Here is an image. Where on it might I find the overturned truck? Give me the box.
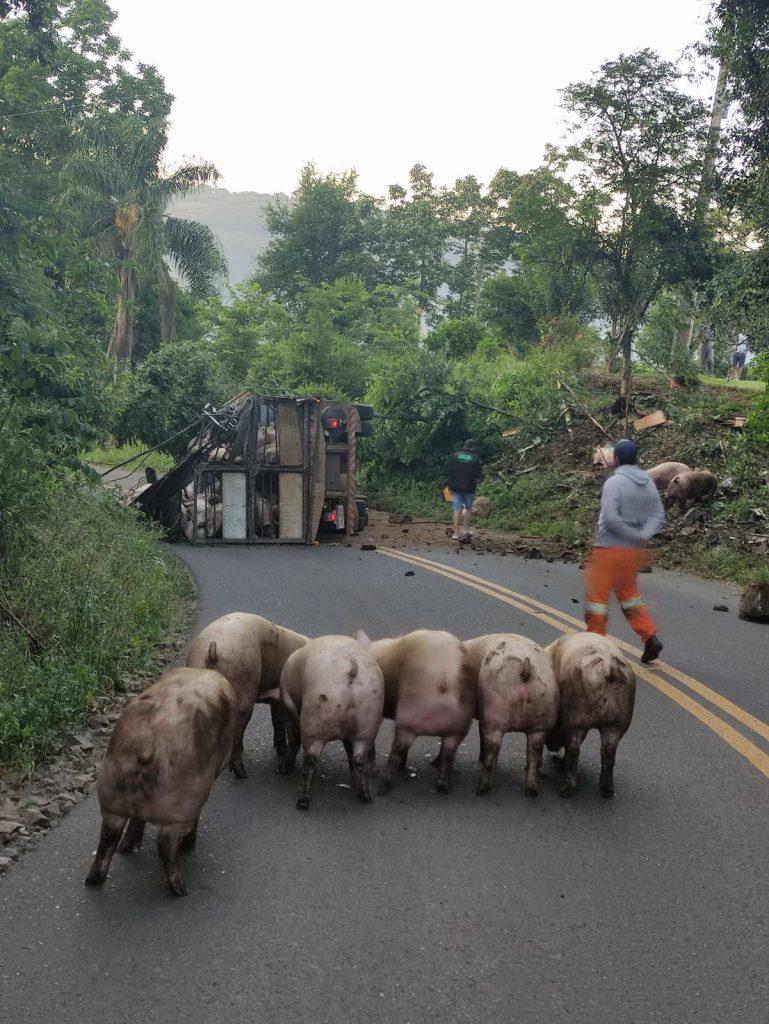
[133,393,372,544]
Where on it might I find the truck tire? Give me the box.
[354,403,375,421]
[358,420,374,437]
[355,500,369,532]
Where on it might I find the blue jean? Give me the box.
[451,491,474,511]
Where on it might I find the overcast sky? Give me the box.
[111,0,715,197]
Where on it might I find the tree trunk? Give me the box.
[159,264,177,344]
[107,264,137,366]
[672,63,729,355]
[620,329,633,397]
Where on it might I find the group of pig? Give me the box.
[593,452,718,506]
[86,613,636,897]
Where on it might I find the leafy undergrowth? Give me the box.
[79,438,176,474]
[0,476,193,780]
[364,371,768,586]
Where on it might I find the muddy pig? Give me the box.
[357,629,475,794]
[280,636,384,809]
[467,634,558,797]
[545,633,636,798]
[647,461,691,492]
[186,613,308,778]
[666,469,717,508]
[85,668,236,896]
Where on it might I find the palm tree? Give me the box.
[62,121,227,364]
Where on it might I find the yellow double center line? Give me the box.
[379,547,769,781]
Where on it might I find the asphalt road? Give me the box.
[1,542,768,1024]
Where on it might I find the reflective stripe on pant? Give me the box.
[584,546,657,642]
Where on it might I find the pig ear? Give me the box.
[353,628,372,649]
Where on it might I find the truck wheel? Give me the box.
[358,421,374,437]
[355,501,369,532]
[354,404,375,421]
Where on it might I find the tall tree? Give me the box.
[378,164,448,318]
[63,121,226,363]
[559,49,708,393]
[442,174,496,319]
[258,164,379,302]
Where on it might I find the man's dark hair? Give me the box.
[463,439,479,452]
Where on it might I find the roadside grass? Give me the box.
[80,438,176,474]
[662,540,769,587]
[0,476,193,780]
[698,375,764,393]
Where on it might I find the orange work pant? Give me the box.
[584,546,657,642]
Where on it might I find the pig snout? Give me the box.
[85,668,236,897]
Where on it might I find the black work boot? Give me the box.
[641,635,663,664]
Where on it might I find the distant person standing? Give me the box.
[584,439,665,664]
[699,323,715,375]
[729,332,749,380]
[447,439,483,541]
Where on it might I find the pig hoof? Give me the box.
[560,783,576,798]
[296,797,310,810]
[166,879,189,897]
[358,790,373,804]
[525,786,539,798]
[84,871,105,887]
[230,761,248,780]
[475,782,491,796]
[600,783,614,799]
[435,780,450,795]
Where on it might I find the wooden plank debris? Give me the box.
[632,409,667,431]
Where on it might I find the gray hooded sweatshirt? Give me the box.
[594,465,665,548]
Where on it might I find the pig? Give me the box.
[647,461,691,492]
[545,633,636,798]
[466,634,558,797]
[185,613,308,778]
[357,629,475,794]
[472,495,492,519]
[666,469,717,508]
[593,446,615,468]
[280,636,384,809]
[85,667,236,897]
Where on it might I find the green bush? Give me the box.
[0,475,192,777]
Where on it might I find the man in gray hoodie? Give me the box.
[585,438,665,663]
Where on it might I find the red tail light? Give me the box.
[327,417,341,429]
[327,511,337,523]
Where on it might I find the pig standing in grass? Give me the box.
[666,470,718,508]
[85,667,236,897]
[279,636,384,809]
[545,633,636,798]
[467,634,558,797]
[647,461,691,492]
[186,613,307,778]
[358,629,475,794]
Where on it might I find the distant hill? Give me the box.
[167,185,287,287]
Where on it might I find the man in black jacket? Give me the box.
[447,439,483,540]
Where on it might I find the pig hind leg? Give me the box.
[85,812,127,886]
[270,702,288,759]
[524,730,546,798]
[157,823,194,896]
[476,729,502,796]
[560,728,587,798]
[351,740,374,803]
[276,716,301,775]
[378,726,416,795]
[435,734,463,794]
[296,739,324,810]
[116,816,146,854]
[599,728,622,798]
[230,707,254,779]
[180,817,199,851]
